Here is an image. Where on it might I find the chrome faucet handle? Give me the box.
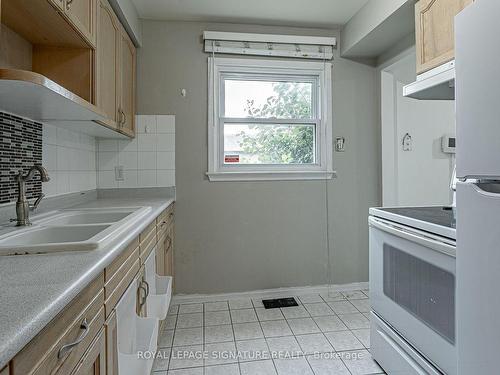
[29,193,45,211]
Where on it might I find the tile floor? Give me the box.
[151,289,385,375]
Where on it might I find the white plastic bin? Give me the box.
[116,278,159,375]
[144,250,172,320]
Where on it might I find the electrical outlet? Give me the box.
[115,166,124,181]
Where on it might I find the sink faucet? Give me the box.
[14,165,50,226]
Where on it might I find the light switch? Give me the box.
[115,166,124,181]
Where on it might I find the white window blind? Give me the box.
[203,31,336,60]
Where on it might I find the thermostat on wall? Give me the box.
[442,134,456,154]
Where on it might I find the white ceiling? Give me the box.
[131,0,370,28]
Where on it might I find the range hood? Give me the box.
[403,61,455,100]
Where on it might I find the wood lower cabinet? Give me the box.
[104,312,118,375]
[415,0,473,74]
[71,329,106,375]
[5,204,174,374]
[165,226,174,278]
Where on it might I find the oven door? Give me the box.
[369,217,456,375]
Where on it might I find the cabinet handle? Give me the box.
[66,0,73,10]
[122,111,127,126]
[118,109,124,127]
[58,318,89,359]
[138,285,147,308]
[142,280,150,297]
[166,235,172,249]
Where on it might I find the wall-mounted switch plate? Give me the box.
[115,166,124,181]
[335,137,346,152]
[402,133,413,151]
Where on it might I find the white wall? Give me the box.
[97,115,176,188]
[42,125,97,197]
[109,0,142,46]
[381,53,455,206]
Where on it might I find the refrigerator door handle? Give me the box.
[465,181,500,197]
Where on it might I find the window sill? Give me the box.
[206,170,336,182]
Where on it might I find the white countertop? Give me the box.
[0,195,174,369]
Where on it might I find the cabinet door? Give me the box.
[104,312,118,375]
[71,329,106,375]
[65,0,97,46]
[48,0,65,11]
[96,0,119,125]
[156,234,166,276]
[415,0,473,74]
[118,26,136,137]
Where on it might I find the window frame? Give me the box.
[207,57,334,181]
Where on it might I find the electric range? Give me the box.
[369,206,456,240]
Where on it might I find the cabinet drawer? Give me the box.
[36,306,105,375]
[156,216,169,237]
[71,327,106,375]
[12,274,104,375]
[105,246,140,301]
[105,237,139,283]
[104,258,140,317]
[140,231,156,264]
[157,206,174,237]
[140,220,156,243]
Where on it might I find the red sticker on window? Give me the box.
[224,155,240,163]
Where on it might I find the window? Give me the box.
[207,57,333,181]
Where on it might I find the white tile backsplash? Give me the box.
[157,133,175,151]
[97,115,175,189]
[138,134,157,151]
[42,124,98,197]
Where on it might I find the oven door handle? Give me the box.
[369,217,456,257]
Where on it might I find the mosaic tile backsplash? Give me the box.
[0,112,43,204]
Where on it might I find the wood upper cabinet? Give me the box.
[96,0,136,136]
[71,329,106,375]
[96,0,119,126]
[118,26,136,137]
[64,0,97,47]
[48,0,65,11]
[46,0,97,47]
[415,0,474,74]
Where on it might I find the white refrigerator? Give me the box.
[456,0,500,373]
